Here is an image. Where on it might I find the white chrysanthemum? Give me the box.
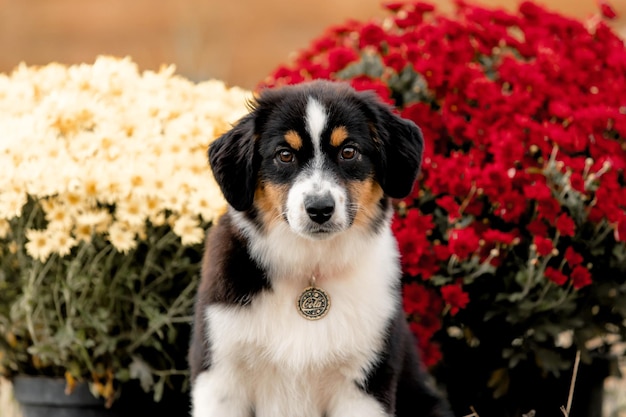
[0,56,251,257]
[172,215,205,246]
[108,222,137,254]
[115,197,148,227]
[0,191,27,220]
[74,209,112,242]
[25,229,54,262]
[43,202,74,231]
[48,228,77,258]
[73,223,94,244]
[0,219,10,239]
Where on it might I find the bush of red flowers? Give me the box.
[263,1,626,415]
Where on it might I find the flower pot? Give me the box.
[12,376,114,417]
[12,376,190,417]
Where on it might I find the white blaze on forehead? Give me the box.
[305,97,327,158]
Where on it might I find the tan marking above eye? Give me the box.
[330,126,349,147]
[284,130,303,150]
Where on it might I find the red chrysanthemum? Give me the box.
[264,0,626,373]
[555,213,576,237]
[533,236,554,257]
[545,267,568,286]
[564,247,584,266]
[598,0,617,19]
[571,265,593,289]
[448,227,480,260]
[440,284,470,316]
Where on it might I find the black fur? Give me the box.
[361,308,453,417]
[359,95,424,199]
[208,114,260,211]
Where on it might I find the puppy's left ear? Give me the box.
[209,113,259,211]
[365,96,424,199]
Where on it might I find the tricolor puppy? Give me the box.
[189,81,452,417]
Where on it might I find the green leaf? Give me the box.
[115,369,131,383]
[507,292,527,303]
[534,348,571,376]
[153,378,165,403]
[129,356,154,392]
[387,64,434,105]
[336,53,385,80]
[430,275,453,286]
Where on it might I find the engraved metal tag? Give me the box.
[297,286,330,320]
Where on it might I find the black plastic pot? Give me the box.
[12,376,114,417]
[12,376,190,417]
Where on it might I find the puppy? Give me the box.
[189,80,453,417]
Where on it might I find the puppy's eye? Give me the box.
[276,149,295,164]
[340,146,358,160]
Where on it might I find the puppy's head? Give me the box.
[209,81,423,239]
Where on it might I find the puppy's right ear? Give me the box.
[209,113,258,212]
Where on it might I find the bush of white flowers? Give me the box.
[0,56,250,405]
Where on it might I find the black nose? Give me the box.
[304,194,335,224]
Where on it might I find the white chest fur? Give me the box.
[192,219,401,417]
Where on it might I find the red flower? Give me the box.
[383,51,408,73]
[555,213,576,237]
[493,191,528,223]
[395,9,425,29]
[359,23,386,48]
[545,267,568,286]
[537,197,562,222]
[327,47,359,73]
[482,229,518,246]
[448,227,480,260]
[533,236,554,257]
[433,243,451,261]
[563,247,583,266]
[569,172,586,193]
[441,284,470,316]
[409,321,443,367]
[527,219,549,237]
[598,0,617,19]
[403,282,432,316]
[264,0,626,371]
[418,339,443,368]
[571,265,593,289]
[383,1,405,12]
[436,196,460,220]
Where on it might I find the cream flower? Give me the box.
[43,202,74,231]
[107,222,137,254]
[172,215,205,246]
[0,56,251,259]
[48,229,77,258]
[115,197,148,227]
[24,229,54,262]
[0,219,10,239]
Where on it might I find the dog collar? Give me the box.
[297,276,330,320]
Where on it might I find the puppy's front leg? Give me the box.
[191,368,251,417]
[327,384,390,417]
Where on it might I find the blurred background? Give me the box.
[1,1,626,416]
[1,0,625,89]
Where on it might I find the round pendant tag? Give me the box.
[297,286,330,320]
